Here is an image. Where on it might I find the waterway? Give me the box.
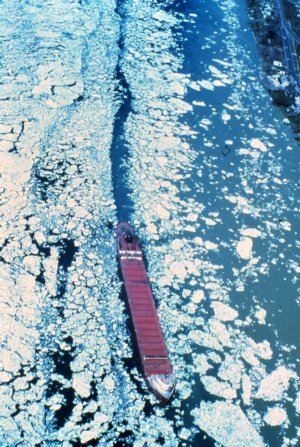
[0,0,299,446]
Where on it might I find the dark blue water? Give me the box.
[116,0,300,445]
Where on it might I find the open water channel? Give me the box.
[0,0,299,446]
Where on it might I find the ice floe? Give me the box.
[192,401,265,447]
[242,374,252,406]
[236,237,253,259]
[256,366,297,401]
[250,138,267,152]
[240,228,262,238]
[201,375,237,399]
[211,302,238,321]
[191,289,205,303]
[222,112,231,122]
[198,80,215,91]
[255,308,267,325]
[72,372,93,399]
[264,407,289,426]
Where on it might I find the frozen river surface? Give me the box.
[0,0,299,446]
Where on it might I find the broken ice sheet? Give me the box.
[1,0,300,445]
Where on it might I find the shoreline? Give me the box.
[247,0,300,135]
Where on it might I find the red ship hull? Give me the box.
[116,222,175,403]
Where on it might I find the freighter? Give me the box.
[116,222,175,403]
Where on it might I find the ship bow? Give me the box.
[147,373,175,403]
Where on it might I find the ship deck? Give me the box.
[119,251,172,378]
